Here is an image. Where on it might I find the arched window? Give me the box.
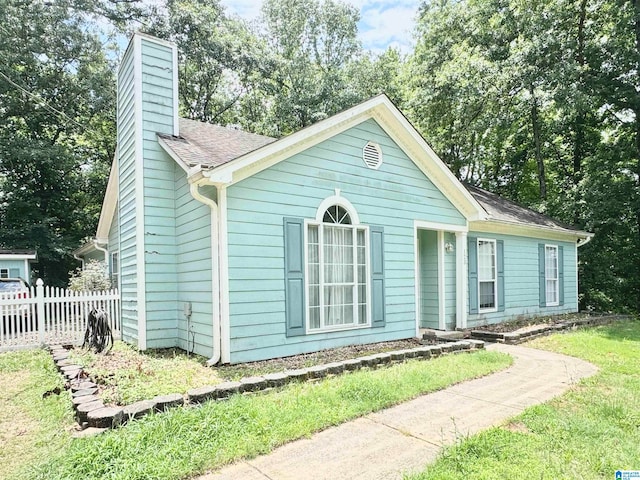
[307,204,369,331]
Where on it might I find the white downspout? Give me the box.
[73,254,85,270]
[189,181,221,366]
[93,239,109,273]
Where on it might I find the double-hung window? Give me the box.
[478,239,497,310]
[307,205,369,331]
[0,269,8,279]
[545,245,559,305]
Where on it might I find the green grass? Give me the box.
[0,349,75,480]
[12,350,510,480]
[407,319,640,480]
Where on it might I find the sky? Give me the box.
[220,0,420,54]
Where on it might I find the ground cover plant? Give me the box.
[407,319,640,480]
[9,350,510,480]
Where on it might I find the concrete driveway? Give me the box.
[198,343,598,480]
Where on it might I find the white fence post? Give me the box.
[36,279,45,345]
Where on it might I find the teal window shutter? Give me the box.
[283,217,305,337]
[9,268,20,278]
[538,243,546,307]
[558,246,564,305]
[468,237,478,314]
[497,240,505,312]
[370,226,385,328]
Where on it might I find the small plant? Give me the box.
[68,260,111,291]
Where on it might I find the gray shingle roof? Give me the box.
[158,118,276,169]
[156,118,583,236]
[466,184,580,233]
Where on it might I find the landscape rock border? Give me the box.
[469,314,631,344]
[48,339,486,433]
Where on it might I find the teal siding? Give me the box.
[0,260,29,282]
[467,233,578,328]
[419,230,438,329]
[140,38,178,349]
[117,42,139,344]
[226,118,466,363]
[175,168,214,357]
[444,232,456,329]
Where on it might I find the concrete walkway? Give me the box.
[199,344,598,480]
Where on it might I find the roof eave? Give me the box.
[470,218,593,243]
[95,155,118,240]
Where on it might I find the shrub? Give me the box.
[68,260,112,291]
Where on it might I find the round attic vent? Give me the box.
[362,142,383,170]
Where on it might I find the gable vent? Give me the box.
[362,142,383,170]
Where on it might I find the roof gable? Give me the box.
[180,95,487,222]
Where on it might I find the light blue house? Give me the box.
[0,250,37,284]
[90,33,592,363]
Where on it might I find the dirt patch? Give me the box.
[219,338,423,380]
[503,421,531,434]
[468,313,593,333]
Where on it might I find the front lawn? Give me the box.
[407,319,640,480]
[2,349,510,480]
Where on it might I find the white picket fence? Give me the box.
[0,279,120,352]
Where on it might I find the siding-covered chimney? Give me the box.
[117,33,178,349]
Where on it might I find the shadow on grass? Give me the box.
[594,317,640,342]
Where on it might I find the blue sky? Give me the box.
[220,0,420,54]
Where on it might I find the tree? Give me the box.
[0,0,121,285]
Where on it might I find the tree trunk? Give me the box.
[530,86,546,200]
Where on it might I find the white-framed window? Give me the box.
[478,239,497,311]
[545,245,559,306]
[306,204,370,332]
[0,269,8,279]
[110,252,119,289]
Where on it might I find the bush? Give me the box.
[68,260,112,291]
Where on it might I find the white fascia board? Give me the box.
[470,219,593,243]
[96,156,118,240]
[200,94,487,222]
[0,254,37,260]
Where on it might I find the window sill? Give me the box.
[545,302,560,307]
[478,307,498,314]
[307,323,371,335]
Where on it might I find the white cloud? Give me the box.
[220,0,419,54]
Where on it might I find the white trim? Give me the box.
[132,31,176,49]
[200,95,486,222]
[23,260,29,282]
[188,181,221,366]
[470,219,592,243]
[96,157,118,239]
[0,254,37,261]
[455,231,467,328]
[133,34,147,350]
[218,186,231,363]
[437,231,445,330]
[414,220,468,233]
[171,44,179,137]
[414,226,420,338]
[314,194,361,225]
[544,244,560,307]
[477,238,498,313]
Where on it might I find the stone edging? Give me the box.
[49,339,486,433]
[469,314,632,345]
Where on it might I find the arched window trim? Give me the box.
[314,195,360,225]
